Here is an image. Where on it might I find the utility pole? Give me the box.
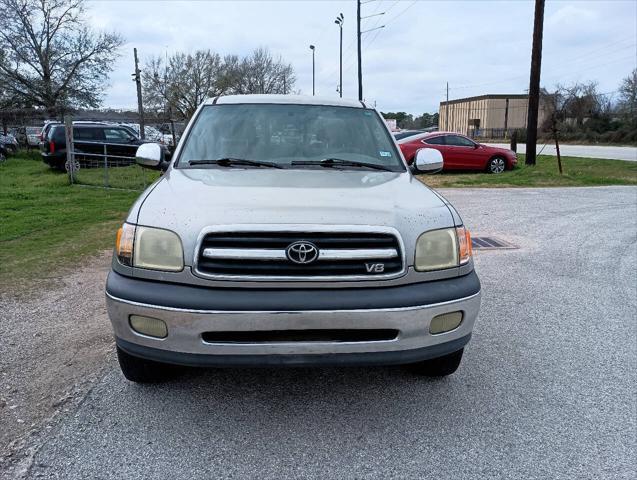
[309,45,316,96]
[525,0,545,166]
[356,2,385,102]
[132,48,145,140]
[446,82,449,130]
[357,0,362,101]
[504,98,510,134]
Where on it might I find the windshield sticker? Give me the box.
[379,151,392,157]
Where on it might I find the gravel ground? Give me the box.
[1,186,636,479]
[0,252,114,476]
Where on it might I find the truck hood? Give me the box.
[132,167,455,266]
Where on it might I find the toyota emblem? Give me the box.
[286,241,319,264]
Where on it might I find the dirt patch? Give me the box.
[0,251,114,475]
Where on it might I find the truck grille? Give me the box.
[195,231,404,279]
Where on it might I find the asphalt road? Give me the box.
[487,143,637,161]
[10,187,637,479]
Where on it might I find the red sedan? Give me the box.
[396,132,517,174]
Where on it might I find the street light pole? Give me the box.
[357,0,362,101]
[309,45,315,96]
[335,13,344,98]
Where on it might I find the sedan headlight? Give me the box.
[415,226,472,271]
[115,223,184,271]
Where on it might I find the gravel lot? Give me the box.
[1,186,636,479]
[0,253,114,476]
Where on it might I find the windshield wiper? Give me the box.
[188,158,283,169]
[291,158,395,172]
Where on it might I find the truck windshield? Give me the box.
[177,104,405,171]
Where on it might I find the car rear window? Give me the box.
[49,126,65,142]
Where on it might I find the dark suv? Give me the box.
[41,123,166,170]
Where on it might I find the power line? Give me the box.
[341,0,402,74]
[382,0,418,28]
[445,46,636,95]
[540,54,637,85]
[556,36,636,64]
[447,37,636,93]
[363,0,418,51]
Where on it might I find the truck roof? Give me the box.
[205,94,366,109]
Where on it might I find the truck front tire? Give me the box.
[116,346,174,383]
[407,348,464,377]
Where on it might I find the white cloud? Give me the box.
[86,0,637,115]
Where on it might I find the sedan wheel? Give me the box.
[488,157,506,174]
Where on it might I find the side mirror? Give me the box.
[413,148,443,174]
[135,143,165,169]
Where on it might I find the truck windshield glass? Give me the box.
[177,104,404,171]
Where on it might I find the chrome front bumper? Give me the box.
[106,275,481,366]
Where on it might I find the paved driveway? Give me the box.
[487,143,637,161]
[10,187,637,479]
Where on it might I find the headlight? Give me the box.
[115,223,135,266]
[115,223,184,271]
[415,226,472,271]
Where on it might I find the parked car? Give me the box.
[156,123,182,147]
[40,123,170,171]
[25,126,42,147]
[14,126,42,148]
[393,130,426,141]
[113,123,175,147]
[397,131,517,173]
[0,143,8,163]
[0,133,19,155]
[12,127,26,146]
[106,94,481,383]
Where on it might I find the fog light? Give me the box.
[129,315,168,338]
[430,311,463,334]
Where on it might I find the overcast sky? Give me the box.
[87,0,637,115]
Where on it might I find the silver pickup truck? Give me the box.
[106,95,481,383]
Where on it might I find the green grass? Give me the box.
[75,163,160,190]
[419,154,637,188]
[0,151,142,286]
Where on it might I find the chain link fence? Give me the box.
[467,128,527,141]
[2,108,182,190]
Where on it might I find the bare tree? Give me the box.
[618,69,637,124]
[0,0,123,117]
[143,50,226,119]
[143,47,296,119]
[227,47,295,95]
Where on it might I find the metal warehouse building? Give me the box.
[439,94,547,138]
